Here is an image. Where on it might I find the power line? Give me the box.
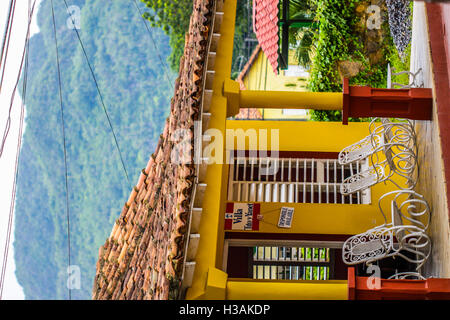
[132,0,174,91]
[50,0,72,301]
[62,0,131,187]
[0,0,16,95]
[0,0,15,68]
[0,0,17,159]
[0,0,35,300]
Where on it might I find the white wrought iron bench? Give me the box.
[338,118,416,166]
[378,190,431,232]
[388,272,426,280]
[387,63,424,89]
[340,142,418,195]
[342,190,431,270]
[342,225,430,270]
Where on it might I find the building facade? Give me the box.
[92,0,450,300]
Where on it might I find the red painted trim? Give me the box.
[351,275,450,300]
[426,3,450,219]
[225,232,352,242]
[342,78,350,125]
[252,203,260,231]
[347,267,356,300]
[224,218,233,230]
[232,150,340,159]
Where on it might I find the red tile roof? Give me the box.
[92,0,214,300]
[234,107,263,119]
[253,0,279,74]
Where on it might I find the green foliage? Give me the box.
[387,41,411,85]
[286,0,316,69]
[307,0,360,93]
[141,0,193,71]
[286,0,316,20]
[294,28,315,69]
[141,0,250,75]
[305,0,408,121]
[14,0,175,299]
[308,109,342,121]
[231,2,256,76]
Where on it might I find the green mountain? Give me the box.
[14,0,175,300]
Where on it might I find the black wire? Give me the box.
[132,0,174,91]
[0,0,16,95]
[0,17,29,301]
[50,0,72,300]
[0,0,35,300]
[62,0,131,187]
[0,1,15,69]
[0,0,17,158]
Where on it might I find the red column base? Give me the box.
[342,78,433,125]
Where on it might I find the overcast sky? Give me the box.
[0,0,41,300]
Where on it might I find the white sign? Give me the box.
[225,202,260,231]
[278,207,294,228]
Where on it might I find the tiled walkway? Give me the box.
[411,1,450,278]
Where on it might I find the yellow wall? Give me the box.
[242,50,309,120]
[229,202,384,235]
[226,120,370,153]
[225,120,399,235]
[227,279,348,300]
[243,51,309,92]
[186,0,400,301]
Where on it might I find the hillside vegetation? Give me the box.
[14,0,175,299]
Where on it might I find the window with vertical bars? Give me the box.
[228,156,370,204]
[251,246,333,280]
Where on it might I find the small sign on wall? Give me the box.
[225,202,260,231]
[278,207,294,228]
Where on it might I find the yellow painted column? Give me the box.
[240,90,343,110]
[223,79,343,113]
[185,0,237,300]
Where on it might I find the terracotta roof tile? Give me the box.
[92,0,214,300]
[254,0,279,74]
[235,107,263,119]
